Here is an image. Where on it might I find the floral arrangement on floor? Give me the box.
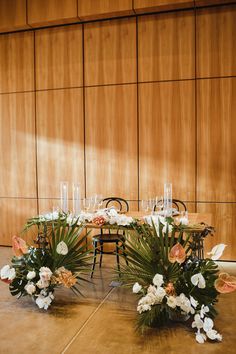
[117,217,236,344]
[0,217,92,310]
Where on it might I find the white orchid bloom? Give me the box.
[203,317,214,332]
[153,273,164,287]
[190,296,198,308]
[200,305,209,318]
[191,273,206,289]
[207,244,227,261]
[192,314,204,329]
[56,241,68,255]
[196,330,207,344]
[206,329,222,341]
[167,296,177,309]
[132,282,142,293]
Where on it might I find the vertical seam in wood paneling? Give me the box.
[33,30,39,214]
[194,3,197,213]
[82,23,87,198]
[136,16,140,210]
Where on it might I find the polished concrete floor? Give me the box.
[0,246,236,354]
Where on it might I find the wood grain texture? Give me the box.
[0,32,34,93]
[197,78,236,202]
[139,81,195,202]
[36,89,84,199]
[0,92,36,198]
[197,203,236,261]
[138,11,195,82]
[85,85,138,200]
[195,0,236,7]
[35,25,83,90]
[27,0,78,27]
[84,18,136,86]
[78,0,134,20]
[134,0,194,13]
[0,0,29,33]
[197,5,236,78]
[0,198,37,246]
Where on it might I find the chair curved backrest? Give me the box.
[103,197,129,213]
[154,199,187,212]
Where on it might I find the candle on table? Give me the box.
[60,181,68,213]
[72,183,81,215]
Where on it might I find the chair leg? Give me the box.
[91,241,97,278]
[99,241,103,267]
[122,243,129,266]
[116,241,120,273]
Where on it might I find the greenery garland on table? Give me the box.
[0,216,92,310]
[117,216,236,344]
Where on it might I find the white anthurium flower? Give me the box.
[27,270,36,280]
[203,317,214,332]
[191,273,206,289]
[24,283,36,295]
[0,265,16,280]
[153,273,164,287]
[207,244,227,261]
[196,330,207,344]
[192,314,204,329]
[132,282,142,294]
[200,305,209,318]
[56,241,68,255]
[206,329,222,341]
[190,296,198,309]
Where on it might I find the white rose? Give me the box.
[153,273,164,287]
[36,279,50,289]
[25,283,36,295]
[56,241,68,255]
[167,296,177,309]
[27,271,36,280]
[0,265,16,280]
[132,282,142,293]
[39,267,52,281]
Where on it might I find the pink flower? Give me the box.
[12,235,28,257]
[169,243,186,264]
[215,273,236,294]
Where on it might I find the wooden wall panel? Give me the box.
[36,89,84,199]
[0,92,36,198]
[85,84,138,200]
[78,0,134,20]
[27,0,78,27]
[0,32,34,93]
[84,18,136,86]
[197,5,236,78]
[197,78,236,202]
[35,25,83,90]
[197,203,236,260]
[0,0,29,33]
[138,11,195,82]
[139,81,195,201]
[195,1,236,7]
[134,0,194,13]
[0,198,38,246]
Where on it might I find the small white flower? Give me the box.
[200,305,209,318]
[191,273,206,289]
[167,296,177,309]
[155,287,166,302]
[36,279,50,289]
[153,273,164,287]
[190,296,198,308]
[162,223,173,234]
[196,330,207,344]
[203,317,214,332]
[179,217,189,225]
[207,244,227,261]
[24,283,36,295]
[192,314,204,329]
[132,282,142,293]
[56,241,68,255]
[0,265,16,281]
[35,291,54,310]
[206,329,222,341]
[27,271,36,280]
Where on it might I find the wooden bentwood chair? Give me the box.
[154,199,187,213]
[91,197,129,278]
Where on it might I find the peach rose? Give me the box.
[214,272,236,294]
[12,235,28,257]
[92,216,106,226]
[169,243,186,264]
[165,282,176,296]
